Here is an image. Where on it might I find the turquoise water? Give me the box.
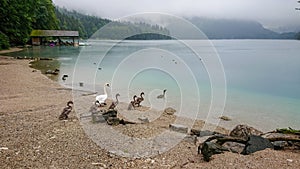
[8,40,300,131]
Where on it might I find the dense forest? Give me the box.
[0,0,58,49]
[55,7,110,39]
[0,0,170,50]
[0,0,110,49]
[92,21,171,40]
[55,8,171,40]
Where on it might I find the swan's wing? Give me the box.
[96,94,108,103]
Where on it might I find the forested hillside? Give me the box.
[55,8,110,39]
[55,8,170,40]
[92,21,171,40]
[0,0,170,50]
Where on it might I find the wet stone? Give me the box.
[169,124,188,134]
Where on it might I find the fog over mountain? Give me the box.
[187,17,298,39]
[53,0,300,32]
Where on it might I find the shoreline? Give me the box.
[0,47,24,54]
[0,51,299,168]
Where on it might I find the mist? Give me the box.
[53,0,300,32]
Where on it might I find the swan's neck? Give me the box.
[103,85,107,95]
[116,95,119,103]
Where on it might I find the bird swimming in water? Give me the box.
[157,89,167,99]
[59,101,73,120]
[108,93,120,110]
[95,83,110,106]
[62,74,68,82]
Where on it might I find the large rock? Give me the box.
[241,135,274,155]
[200,142,229,162]
[230,124,263,140]
[169,124,188,133]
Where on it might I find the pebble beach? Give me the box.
[0,49,299,168]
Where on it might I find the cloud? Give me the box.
[53,0,300,31]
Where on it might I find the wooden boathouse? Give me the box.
[30,30,79,46]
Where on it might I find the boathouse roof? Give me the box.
[30,30,79,37]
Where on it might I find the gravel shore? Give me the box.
[0,53,299,168]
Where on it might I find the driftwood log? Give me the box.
[199,131,300,161]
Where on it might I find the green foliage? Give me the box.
[32,0,59,30]
[0,31,10,50]
[93,21,171,40]
[0,0,58,46]
[0,0,171,48]
[55,7,171,40]
[276,127,300,135]
[55,7,110,38]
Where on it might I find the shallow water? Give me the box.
[7,40,300,131]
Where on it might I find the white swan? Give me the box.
[95,83,110,106]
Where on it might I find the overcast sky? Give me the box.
[53,0,300,32]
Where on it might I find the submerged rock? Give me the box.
[219,116,231,121]
[45,69,59,75]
